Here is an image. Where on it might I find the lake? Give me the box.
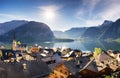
[1,41,120,52]
[49,41,120,51]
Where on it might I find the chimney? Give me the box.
[76,60,80,68]
[74,57,77,62]
[23,63,27,70]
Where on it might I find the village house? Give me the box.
[79,58,98,78]
[49,56,90,78]
[79,50,119,78]
[0,59,52,78]
[79,58,115,78]
[30,44,40,53]
[62,49,82,61]
[12,33,27,51]
[107,50,120,62]
[0,49,15,61]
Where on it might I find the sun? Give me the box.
[44,11,54,19]
[43,9,55,20]
[39,5,59,21]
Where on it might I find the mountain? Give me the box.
[53,18,120,41]
[81,27,101,39]
[81,18,120,40]
[99,20,113,32]
[0,20,28,35]
[0,21,54,42]
[55,20,115,40]
[53,31,68,38]
[1,18,120,42]
[81,20,113,40]
[100,18,120,40]
[100,20,113,27]
[53,27,88,39]
[65,27,88,38]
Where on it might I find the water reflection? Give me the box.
[52,41,120,51]
[1,41,120,51]
[81,41,120,51]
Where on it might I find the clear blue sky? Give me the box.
[0,0,120,31]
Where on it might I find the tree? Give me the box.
[0,50,2,57]
[17,40,21,45]
[93,48,102,57]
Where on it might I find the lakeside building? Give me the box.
[0,33,52,78]
[0,59,51,78]
[49,55,90,78]
[12,33,27,51]
[0,33,120,78]
[49,48,120,78]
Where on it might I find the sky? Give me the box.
[0,0,120,31]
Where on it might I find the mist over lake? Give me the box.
[42,41,120,51]
[1,40,120,52]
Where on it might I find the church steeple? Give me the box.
[12,31,17,50]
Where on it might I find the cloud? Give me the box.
[86,20,103,26]
[38,5,62,12]
[0,13,31,21]
[76,0,120,26]
[38,5,62,21]
[76,0,101,19]
[82,0,101,17]
[37,5,63,30]
[97,0,120,21]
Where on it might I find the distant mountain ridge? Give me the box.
[100,18,120,40]
[100,20,113,27]
[54,18,120,40]
[0,21,54,42]
[53,31,68,38]
[65,27,88,38]
[81,19,120,40]
[1,18,120,42]
[0,20,28,35]
[53,27,88,39]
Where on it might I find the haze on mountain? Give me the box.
[0,18,120,43]
[0,20,28,35]
[100,18,120,40]
[54,18,120,41]
[1,0,120,31]
[0,21,54,43]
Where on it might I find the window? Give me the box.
[60,70,62,72]
[101,61,104,64]
[65,72,67,75]
[80,60,83,63]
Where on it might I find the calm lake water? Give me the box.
[51,41,120,51]
[1,41,120,51]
